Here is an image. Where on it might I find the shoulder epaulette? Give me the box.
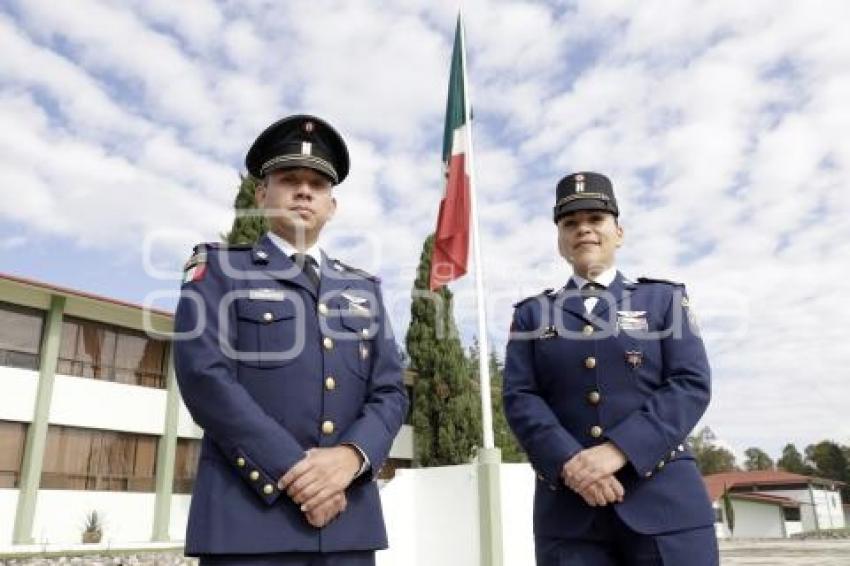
[185,242,253,271]
[637,277,684,287]
[333,259,379,282]
[513,288,553,308]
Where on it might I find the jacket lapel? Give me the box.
[590,271,635,320]
[252,234,317,298]
[559,279,589,321]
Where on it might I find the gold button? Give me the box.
[263,484,274,495]
[537,473,545,481]
[678,444,685,452]
[249,470,260,481]
[590,425,603,438]
[585,357,596,369]
[656,461,665,470]
[318,303,328,316]
[587,391,601,405]
[645,470,653,478]
[323,337,333,350]
[582,325,594,336]
[361,328,369,338]
[262,312,273,322]
[321,420,335,435]
[236,457,246,468]
[325,376,336,390]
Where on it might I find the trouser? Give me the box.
[535,507,719,566]
[198,550,375,566]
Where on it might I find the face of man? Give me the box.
[557,209,624,277]
[255,167,337,248]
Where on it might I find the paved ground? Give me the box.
[720,539,850,565]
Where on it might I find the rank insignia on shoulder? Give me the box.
[182,252,208,283]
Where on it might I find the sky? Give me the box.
[1,0,849,464]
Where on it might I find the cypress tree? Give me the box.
[223,174,267,244]
[407,235,481,466]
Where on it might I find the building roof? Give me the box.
[704,470,845,501]
[1,271,173,318]
[730,492,800,508]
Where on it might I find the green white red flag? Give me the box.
[429,16,471,291]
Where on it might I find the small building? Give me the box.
[704,470,846,539]
[0,272,413,549]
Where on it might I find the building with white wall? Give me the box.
[705,470,846,539]
[0,272,413,550]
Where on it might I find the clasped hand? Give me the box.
[562,442,627,507]
[278,445,362,528]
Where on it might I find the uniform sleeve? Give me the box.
[173,250,306,505]
[503,305,583,486]
[605,285,710,479]
[338,281,409,481]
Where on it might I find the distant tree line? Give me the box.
[689,426,850,500]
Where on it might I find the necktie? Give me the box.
[291,253,320,291]
[581,282,605,312]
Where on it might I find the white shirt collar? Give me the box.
[265,231,323,268]
[571,265,618,289]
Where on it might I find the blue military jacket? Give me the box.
[503,272,715,537]
[173,234,408,555]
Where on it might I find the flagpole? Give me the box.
[458,9,495,451]
[458,11,503,566]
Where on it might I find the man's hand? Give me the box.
[278,445,362,513]
[575,475,625,507]
[305,492,347,528]
[562,442,627,493]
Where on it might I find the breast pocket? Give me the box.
[337,313,376,380]
[235,299,304,369]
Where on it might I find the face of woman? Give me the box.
[557,210,624,277]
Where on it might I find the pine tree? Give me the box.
[407,235,481,466]
[223,175,267,244]
[688,426,737,474]
[469,339,526,463]
[777,443,809,474]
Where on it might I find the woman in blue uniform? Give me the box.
[503,172,719,565]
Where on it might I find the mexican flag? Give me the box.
[429,16,471,291]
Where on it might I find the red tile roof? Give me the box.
[704,470,845,501]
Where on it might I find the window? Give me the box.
[57,317,167,388]
[714,507,724,523]
[40,425,158,492]
[0,302,44,370]
[783,507,801,521]
[173,438,201,494]
[0,421,28,488]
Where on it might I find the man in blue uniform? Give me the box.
[173,114,409,565]
[503,172,718,565]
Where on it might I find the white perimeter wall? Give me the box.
[31,490,156,545]
[0,490,20,546]
[377,463,537,566]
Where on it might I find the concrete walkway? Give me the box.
[720,539,850,565]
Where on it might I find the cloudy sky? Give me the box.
[1,0,848,462]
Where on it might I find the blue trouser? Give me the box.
[198,551,375,566]
[535,507,719,566]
